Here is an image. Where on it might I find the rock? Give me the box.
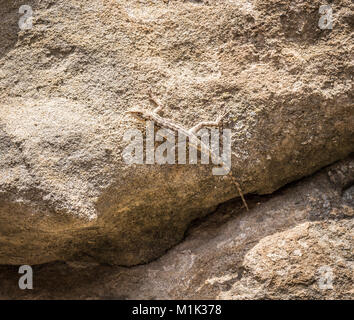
[217,219,353,300]
[0,0,353,265]
[0,157,352,299]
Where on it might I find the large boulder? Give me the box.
[0,0,353,265]
[0,157,352,299]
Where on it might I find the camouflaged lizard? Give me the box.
[126,92,249,210]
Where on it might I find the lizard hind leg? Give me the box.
[188,111,228,134]
[189,119,223,135]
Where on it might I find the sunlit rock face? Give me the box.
[0,0,353,266]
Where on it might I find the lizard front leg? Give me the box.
[148,91,164,115]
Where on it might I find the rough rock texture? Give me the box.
[0,157,352,299]
[0,0,353,265]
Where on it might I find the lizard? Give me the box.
[125,92,249,211]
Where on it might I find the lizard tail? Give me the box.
[229,175,249,211]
